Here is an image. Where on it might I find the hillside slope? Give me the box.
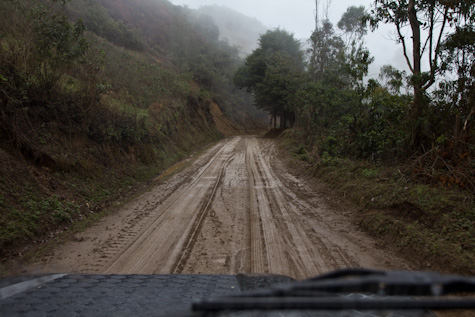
[0,0,266,263]
[195,5,268,56]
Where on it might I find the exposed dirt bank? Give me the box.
[17,136,412,279]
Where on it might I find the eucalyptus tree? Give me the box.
[437,5,475,142]
[379,65,407,94]
[307,20,346,82]
[367,0,475,148]
[338,5,367,45]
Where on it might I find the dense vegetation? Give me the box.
[236,1,475,273]
[237,1,474,192]
[235,29,304,129]
[0,0,266,258]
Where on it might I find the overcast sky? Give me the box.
[169,0,410,76]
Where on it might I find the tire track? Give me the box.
[83,143,227,272]
[101,138,239,274]
[171,160,227,274]
[34,136,410,278]
[178,136,358,279]
[246,137,287,274]
[243,138,355,279]
[245,140,266,273]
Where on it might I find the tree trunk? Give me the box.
[412,85,424,149]
[280,112,286,129]
[409,0,423,149]
[454,114,461,140]
[289,111,296,128]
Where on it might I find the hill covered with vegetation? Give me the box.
[0,0,266,260]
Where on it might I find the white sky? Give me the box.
[169,0,410,77]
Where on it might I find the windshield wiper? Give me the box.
[193,268,475,312]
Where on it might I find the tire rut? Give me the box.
[100,138,239,274]
[29,136,411,278]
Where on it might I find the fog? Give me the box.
[170,0,410,77]
[194,5,268,56]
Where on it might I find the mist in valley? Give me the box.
[194,5,268,57]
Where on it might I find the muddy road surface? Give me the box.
[25,136,410,279]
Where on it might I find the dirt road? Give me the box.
[26,136,410,279]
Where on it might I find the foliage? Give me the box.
[235,29,304,128]
[66,0,145,51]
[338,5,367,40]
[367,0,475,148]
[436,24,475,143]
[0,0,94,148]
[379,65,407,94]
[259,3,475,192]
[297,16,403,162]
[343,86,412,160]
[307,20,345,82]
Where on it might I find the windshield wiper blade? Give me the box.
[194,296,475,311]
[236,269,475,297]
[193,269,475,312]
[289,269,475,297]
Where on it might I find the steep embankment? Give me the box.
[0,0,265,266]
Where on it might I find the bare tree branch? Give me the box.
[396,22,414,73]
[427,4,435,63]
[423,6,448,91]
[463,107,475,132]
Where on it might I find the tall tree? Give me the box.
[308,20,345,82]
[338,5,367,45]
[368,0,475,149]
[338,6,373,90]
[234,29,304,128]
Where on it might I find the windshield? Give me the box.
[1,0,474,316]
